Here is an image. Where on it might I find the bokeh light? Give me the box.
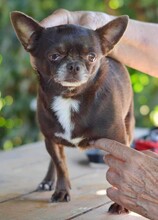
[150,106,158,126]
[109,0,124,9]
[140,105,150,116]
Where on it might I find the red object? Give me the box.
[135,140,158,153]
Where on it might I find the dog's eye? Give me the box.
[87,52,96,62]
[48,54,61,62]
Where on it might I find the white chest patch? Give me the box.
[51,96,84,145]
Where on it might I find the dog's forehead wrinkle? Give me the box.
[47,44,96,56]
[43,37,55,44]
[55,24,90,35]
[43,25,97,46]
[40,27,99,55]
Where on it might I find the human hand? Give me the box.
[40,8,113,29]
[90,139,158,220]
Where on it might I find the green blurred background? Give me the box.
[0,0,158,151]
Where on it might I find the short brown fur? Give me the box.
[10,11,134,214]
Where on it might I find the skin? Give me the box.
[90,139,158,220]
[39,9,158,218]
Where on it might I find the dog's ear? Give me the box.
[96,16,128,55]
[10,11,43,52]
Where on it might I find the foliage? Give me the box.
[0,0,158,150]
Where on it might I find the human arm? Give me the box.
[90,139,158,220]
[111,19,158,77]
[40,9,158,77]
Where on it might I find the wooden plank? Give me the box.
[0,170,110,220]
[0,142,107,202]
[0,169,148,220]
[0,141,98,202]
[0,160,148,220]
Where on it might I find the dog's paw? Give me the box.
[51,190,70,202]
[37,180,54,191]
[108,203,129,214]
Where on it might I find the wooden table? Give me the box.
[0,140,149,220]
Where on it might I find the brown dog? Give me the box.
[10,11,135,214]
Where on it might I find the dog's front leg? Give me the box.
[38,159,56,191]
[45,139,71,202]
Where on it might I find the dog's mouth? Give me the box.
[60,81,86,87]
[54,78,88,88]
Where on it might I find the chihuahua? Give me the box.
[10,11,135,214]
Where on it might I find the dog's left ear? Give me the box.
[10,11,43,52]
[96,16,128,55]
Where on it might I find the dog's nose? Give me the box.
[67,62,80,74]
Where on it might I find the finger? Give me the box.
[104,154,125,170]
[106,168,121,187]
[107,187,136,208]
[142,150,158,159]
[40,9,70,28]
[90,138,139,161]
[79,12,99,29]
[107,187,149,218]
[79,11,111,29]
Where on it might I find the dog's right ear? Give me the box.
[10,11,43,52]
